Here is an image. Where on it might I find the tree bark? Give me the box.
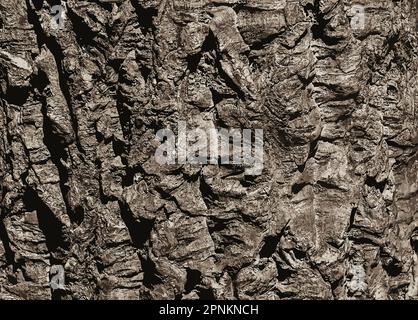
[0,0,417,299]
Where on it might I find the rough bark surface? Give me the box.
[0,0,417,300]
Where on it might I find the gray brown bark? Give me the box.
[0,0,417,299]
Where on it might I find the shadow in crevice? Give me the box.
[129,0,158,35]
[297,138,319,173]
[26,0,84,154]
[291,181,308,194]
[186,30,217,73]
[199,176,218,208]
[32,0,44,10]
[259,235,279,258]
[347,207,357,231]
[139,254,163,288]
[185,268,201,294]
[183,268,215,299]
[411,228,418,252]
[0,219,15,265]
[276,263,296,282]
[365,175,387,193]
[39,87,84,225]
[6,86,30,106]
[305,0,343,46]
[383,259,402,277]
[118,201,154,249]
[23,188,68,252]
[250,33,281,51]
[64,6,98,48]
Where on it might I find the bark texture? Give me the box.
[0,0,418,300]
